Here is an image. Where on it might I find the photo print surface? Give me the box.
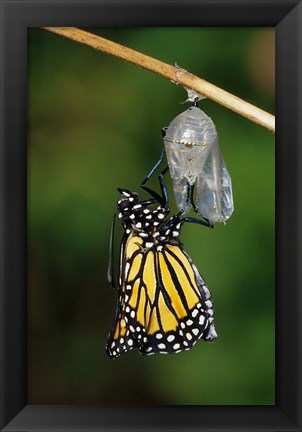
[28,27,275,405]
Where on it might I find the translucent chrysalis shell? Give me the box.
[163,106,234,224]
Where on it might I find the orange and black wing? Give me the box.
[106,234,217,359]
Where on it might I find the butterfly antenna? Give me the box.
[107,209,118,288]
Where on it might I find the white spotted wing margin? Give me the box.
[106,233,139,360]
[105,292,141,359]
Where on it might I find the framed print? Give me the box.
[0,1,301,431]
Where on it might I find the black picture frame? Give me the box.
[0,1,301,431]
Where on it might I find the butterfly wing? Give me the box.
[139,244,217,355]
[106,232,217,358]
[106,233,141,359]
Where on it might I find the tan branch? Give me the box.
[42,27,275,133]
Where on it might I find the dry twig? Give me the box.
[42,27,275,133]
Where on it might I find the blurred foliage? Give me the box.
[27,27,275,405]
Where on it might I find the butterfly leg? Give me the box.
[182,216,213,229]
[141,148,169,207]
[157,166,169,208]
[190,183,198,212]
[160,210,213,233]
[189,183,213,228]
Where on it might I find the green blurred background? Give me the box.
[27,27,275,405]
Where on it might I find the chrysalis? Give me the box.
[163,105,234,224]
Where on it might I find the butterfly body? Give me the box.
[106,189,217,359]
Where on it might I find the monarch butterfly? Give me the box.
[106,186,217,359]
[141,102,234,224]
